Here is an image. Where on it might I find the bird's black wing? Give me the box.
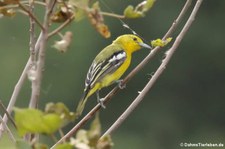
[84,50,126,93]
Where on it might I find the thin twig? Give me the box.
[28,0,37,109]
[100,11,125,19]
[0,1,46,9]
[0,0,56,139]
[29,0,53,110]
[0,32,42,137]
[0,59,31,137]
[48,14,75,38]
[21,1,46,6]
[101,0,203,139]
[48,6,124,38]
[50,0,193,147]
[28,0,36,62]
[18,2,45,30]
[28,0,56,111]
[58,129,65,140]
[122,0,192,85]
[48,0,57,15]
[25,0,37,141]
[50,134,58,143]
[0,101,16,128]
[0,4,18,9]
[163,0,192,38]
[0,115,16,142]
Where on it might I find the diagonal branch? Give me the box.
[0,33,42,137]
[28,0,36,63]
[50,0,193,147]
[29,0,54,109]
[100,11,125,19]
[0,114,15,142]
[101,0,203,139]
[0,100,16,128]
[48,14,75,38]
[28,0,36,109]
[18,2,45,30]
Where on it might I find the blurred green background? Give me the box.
[1,0,225,148]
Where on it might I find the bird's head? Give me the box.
[113,34,151,53]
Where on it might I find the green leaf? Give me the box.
[14,108,44,136]
[151,37,173,48]
[123,5,143,19]
[14,108,62,136]
[124,0,156,19]
[42,113,62,134]
[45,102,76,126]
[143,0,156,12]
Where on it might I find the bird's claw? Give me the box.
[98,98,106,109]
[116,80,126,89]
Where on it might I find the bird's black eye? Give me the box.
[133,37,137,41]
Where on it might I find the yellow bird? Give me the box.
[76,34,151,116]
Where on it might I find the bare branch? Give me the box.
[101,0,203,139]
[48,4,125,38]
[0,0,57,138]
[0,32,42,137]
[28,0,37,109]
[50,0,194,147]
[29,0,55,109]
[17,2,45,30]
[48,14,75,38]
[28,0,36,62]
[100,11,125,19]
[0,101,16,128]
[0,114,15,142]
[163,0,192,38]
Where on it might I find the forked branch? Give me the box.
[101,0,203,138]
[50,0,197,147]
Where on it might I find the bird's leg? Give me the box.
[116,79,126,89]
[96,90,106,109]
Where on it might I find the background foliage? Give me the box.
[1,0,225,148]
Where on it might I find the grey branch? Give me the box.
[0,114,15,142]
[0,34,42,136]
[50,0,197,147]
[101,0,203,139]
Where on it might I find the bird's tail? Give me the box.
[76,92,89,117]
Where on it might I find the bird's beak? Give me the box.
[139,42,152,49]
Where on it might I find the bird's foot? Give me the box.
[98,98,106,109]
[116,79,126,89]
